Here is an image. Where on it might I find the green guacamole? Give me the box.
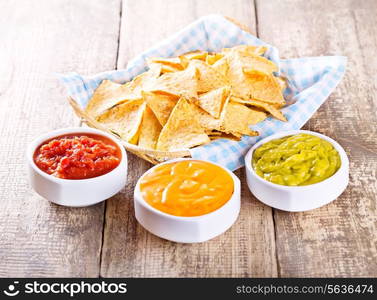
[252,133,341,186]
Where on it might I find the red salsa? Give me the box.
[33,133,121,180]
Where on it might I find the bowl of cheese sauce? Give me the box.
[134,159,240,243]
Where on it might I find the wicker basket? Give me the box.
[68,16,252,165]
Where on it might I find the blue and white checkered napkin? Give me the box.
[60,14,346,171]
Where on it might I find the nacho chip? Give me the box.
[147,65,199,100]
[128,65,161,92]
[242,69,285,105]
[208,131,242,141]
[226,54,256,100]
[191,104,223,132]
[188,59,229,93]
[190,92,231,133]
[149,62,181,74]
[232,51,278,74]
[212,57,229,76]
[178,55,190,69]
[84,66,157,116]
[105,65,161,104]
[97,99,146,144]
[206,53,224,65]
[193,86,230,118]
[142,91,178,126]
[207,131,222,136]
[85,80,131,119]
[156,98,210,151]
[222,45,267,56]
[231,96,286,121]
[138,106,162,149]
[222,102,263,136]
[182,50,208,61]
[227,51,284,105]
[276,76,287,92]
[147,57,184,71]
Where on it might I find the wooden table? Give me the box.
[1,0,376,278]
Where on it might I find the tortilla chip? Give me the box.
[226,51,284,105]
[142,91,178,126]
[178,55,190,69]
[86,66,160,119]
[97,99,146,144]
[104,65,161,106]
[242,69,285,105]
[276,76,287,92]
[222,45,267,56]
[182,50,208,61]
[149,62,181,74]
[138,106,162,149]
[193,86,230,118]
[226,54,255,100]
[156,98,210,151]
[147,57,184,71]
[207,131,222,136]
[190,93,231,134]
[85,80,132,119]
[188,59,229,93]
[212,57,229,76]
[231,96,287,121]
[191,104,223,133]
[231,51,278,74]
[128,65,161,92]
[208,131,242,141]
[222,102,263,136]
[206,53,224,65]
[147,65,199,100]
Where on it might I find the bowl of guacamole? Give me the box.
[244,130,349,212]
[252,133,341,186]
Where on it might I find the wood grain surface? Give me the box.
[0,0,121,277]
[0,0,376,277]
[257,0,377,277]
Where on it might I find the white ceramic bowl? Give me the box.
[134,158,241,243]
[245,130,349,212]
[27,127,128,207]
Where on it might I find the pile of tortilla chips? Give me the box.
[85,45,287,151]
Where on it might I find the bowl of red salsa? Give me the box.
[27,127,128,207]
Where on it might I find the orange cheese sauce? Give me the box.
[140,160,234,217]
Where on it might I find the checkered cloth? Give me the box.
[60,14,346,171]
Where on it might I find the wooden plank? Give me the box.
[257,0,377,276]
[100,0,278,277]
[0,0,121,277]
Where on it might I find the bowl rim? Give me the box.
[26,127,128,184]
[244,129,349,190]
[134,158,241,221]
